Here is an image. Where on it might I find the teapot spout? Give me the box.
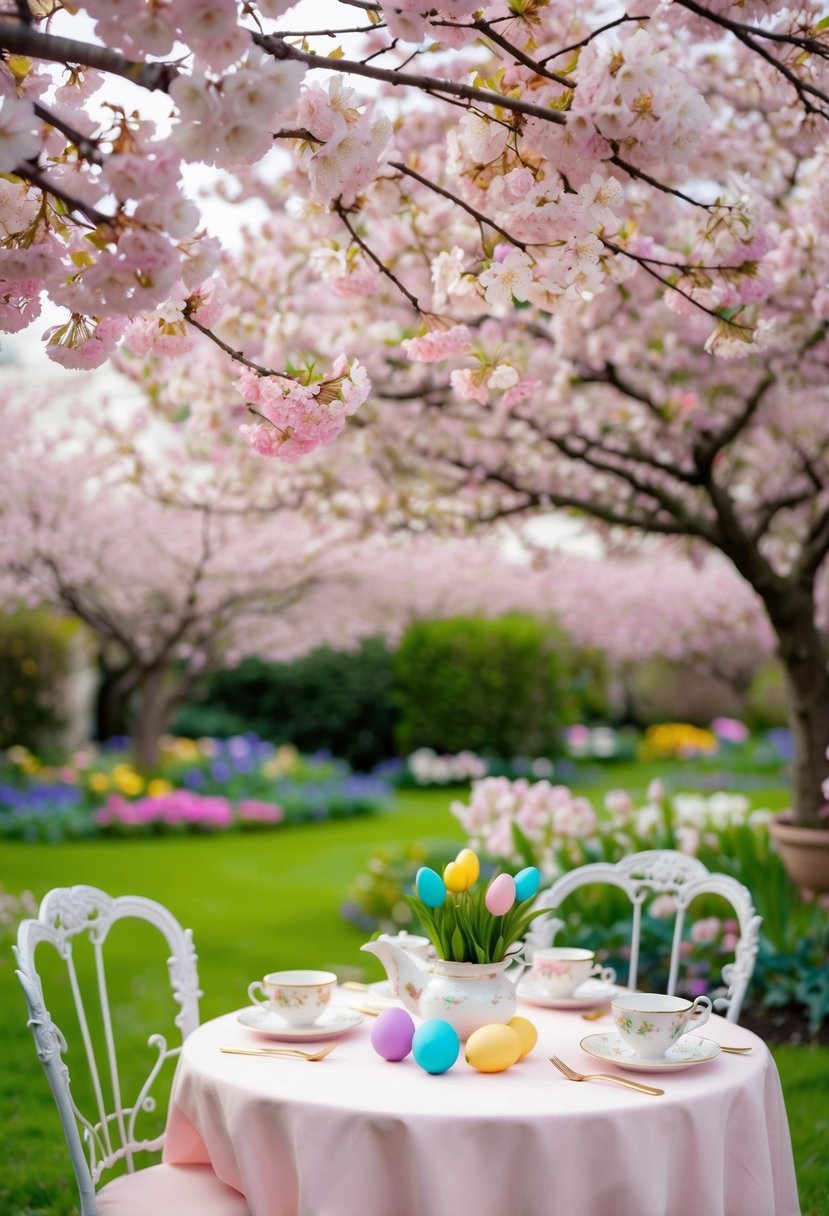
[360,940,428,1016]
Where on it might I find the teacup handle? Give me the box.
[248,980,268,1007]
[590,963,617,985]
[689,995,712,1029]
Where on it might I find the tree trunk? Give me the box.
[131,667,172,773]
[766,594,829,826]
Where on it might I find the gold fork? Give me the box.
[549,1055,664,1096]
[719,1045,752,1054]
[220,1043,338,1062]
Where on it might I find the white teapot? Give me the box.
[361,938,525,1041]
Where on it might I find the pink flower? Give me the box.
[402,324,472,363]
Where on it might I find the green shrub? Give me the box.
[174,637,396,771]
[744,663,789,731]
[393,614,571,758]
[0,612,74,751]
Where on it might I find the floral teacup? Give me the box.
[531,947,616,998]
[248,969,338,1027]
[611,992,713,1059]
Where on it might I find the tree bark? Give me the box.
[131,667,172,774]
[764,591,829,826]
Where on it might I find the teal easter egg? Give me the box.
[514,866,541,902]
[412,1019,460,1075]
[416,866,446,908]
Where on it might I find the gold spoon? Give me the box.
[220,1043,338,1061]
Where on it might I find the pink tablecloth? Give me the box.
[164,1004,800,1216]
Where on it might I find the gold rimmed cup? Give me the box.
[247,969,338,1028]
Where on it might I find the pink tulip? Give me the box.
[485,873,516,917]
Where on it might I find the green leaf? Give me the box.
[511,821,537,867]
[452,926,466,960]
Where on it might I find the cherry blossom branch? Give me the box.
[185,314,295,380]
[0,19,178,91]
[602,237,752,332]
[608,154,709,209]
[538,14,648,65]
[333,198,422,312]
[676,0,829,119]
[466,18,574,88]
[32,101,104,165]
[441,452,706,536]
[389,160,525,249]
[693,371,775,473]
[254,32,568,127]
[13,163,110,228]
[510,410,715,537]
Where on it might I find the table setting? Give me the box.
[163,850,800,1216]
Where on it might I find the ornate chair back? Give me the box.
[14,885,202,1216]
[524,850,761,1021]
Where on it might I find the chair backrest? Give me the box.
[524,850,762,1021]
[14,885,202,1216]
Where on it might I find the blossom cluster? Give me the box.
[451,775,773,879]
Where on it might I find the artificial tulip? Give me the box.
[485,873,516,917]
[415,866,446,908]
[456,848,480,885]
[514,866,541,902]
[444,860,471,893]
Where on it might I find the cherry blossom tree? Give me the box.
[3,0,829,818]
[0,398,370,769]
[1,0,826,427]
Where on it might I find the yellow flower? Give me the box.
[88,773,110,793]
[147,778,173,797]
[173,738,199,760]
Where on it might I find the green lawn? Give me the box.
[1,784,825,1215]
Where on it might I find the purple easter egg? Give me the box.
[371,1007,416,1061]
[485,873,516,917]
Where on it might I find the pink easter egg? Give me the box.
[371,1007,416,1061]
[485,873,516,917]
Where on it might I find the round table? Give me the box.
[163,1003,800,1216]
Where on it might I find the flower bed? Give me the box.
[0,736,391,842]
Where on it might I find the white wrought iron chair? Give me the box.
[15,884,250,1216]
[524,850,762,1021]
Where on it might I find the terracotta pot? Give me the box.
[768,814,829,894]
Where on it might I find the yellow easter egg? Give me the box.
[464,1024,523,1073]
[444,860,470,893]
[456,848,480,885]
[508,1016,538,1059]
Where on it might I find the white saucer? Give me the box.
[236,1006,364,1041]
[518,977,620,1010]
[368,980,395,1000]
[580,1032,721,1073]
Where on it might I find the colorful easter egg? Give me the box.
[416,866,446,908]
[443,860,470,893]
[485,872,516,917]
[412,1019,460,1075]
[456,848,480,885]
[508,1016,538,1059]
[514,866,541,903]
[371,1007,416,1062]
[465,1024,522,1073]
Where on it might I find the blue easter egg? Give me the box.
[415,866,446,909]
[412,1019,460,1075]
[514,866,541,902]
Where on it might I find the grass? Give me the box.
[1,780,826,1215]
